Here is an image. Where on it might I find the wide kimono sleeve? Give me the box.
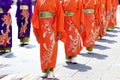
[106,0,112,13]
[71,0,84,33]
[114,0,119,12]
[56,0,64,33]
[112,0,119,8]
[56,0,66,42]
[29,0,33,18]
[0,0,13,13]
[95,0,102,25]
[15,0,20,18]
[31,0,40,43]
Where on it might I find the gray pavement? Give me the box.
[0,6,120,80]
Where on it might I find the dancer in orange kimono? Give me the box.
[99,0,112,37]
[99,0,107,37]
[62,0,84,64]
[81,0,101,52]
[108,0,118,29]
[32,0,64,79]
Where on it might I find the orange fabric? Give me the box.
[106,0,112,11]
[99,0,113,36]
[81,0,100,48]
[112,0,119,7]
[108,0,118,27]
[64,17,83,57]
[62,0,84,30]
[31,0,64,71]
[94,0,102,40]
[62,0,83,57]
[99,0,107,36]
[106,0,112,29]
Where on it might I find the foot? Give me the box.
[20,42,29,47]
[0,50,5,55]
[86,47,93,52]
[20,43,25,47]
[4,50,11,53]
[87,51,93,54]
[0,49,11,55]
[71,57,78,64]
[47,71,55,79]
[41,73,48,78]
[66,57,77,64]
[42,71,55,79]
[108,26,115,30]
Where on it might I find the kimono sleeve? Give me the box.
[71,0,84,32]
[56,0,64,33]
[29,0,33,18]
[106,0,112,12]
[112,0,119,7]
[95,1,102,25]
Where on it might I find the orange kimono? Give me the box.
[106,0,112,29]
[81,0,100,50]
[32,0,64,72]
[62,0,84,58]
[99,0,107,37]
[108,0,118,29]
[99,0,112,37]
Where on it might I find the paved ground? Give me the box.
[0,6,120,80]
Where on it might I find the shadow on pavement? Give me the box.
[42,78,60,80]
[107,29,120,33]
[94,44,111,50]
[1,53,16,58]
[114,26,120,29]
[54,78,60,80]
[80,53,108,60]
[105,33,118,37]
[0,74,8,79]
[19,44,36,49]
[0,64,10,68]
[98,38,117,44]
[63,63,92,72]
